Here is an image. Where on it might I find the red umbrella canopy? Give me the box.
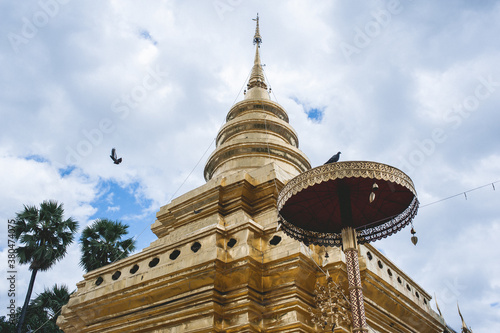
[277,161,419,246]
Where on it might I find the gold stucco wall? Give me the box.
[58,163,446,332]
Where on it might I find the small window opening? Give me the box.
[95,277,103,286]
[227,238,237,248]
[130,264,139,274]
[112,271,121,280]
[269,235,282,245]
[149,257,160,267]
[170,250,181,260]
[191,242,202,253]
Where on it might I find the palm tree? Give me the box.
[20,303,63,333]
[32,284,71,325]
[79,218,136,272]
[2,304,61,333]
[14,200,78,333]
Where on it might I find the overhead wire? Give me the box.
[262,63,279,104]
[262,63,353,317]
[168,68,253,201]
[260,61,282,204]
[293,177,500,326]
[31,68,255,333]
[312,179,500,233]
[419,180,500,208]
[110,67,254,266]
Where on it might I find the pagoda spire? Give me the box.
[253,13,262,46]
[245,13,269,100]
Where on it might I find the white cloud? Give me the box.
[106,205,120,213]
[0,155,97,222]
[0,155,95,318]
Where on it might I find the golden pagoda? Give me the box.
[58,16,449,333]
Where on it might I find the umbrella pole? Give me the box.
[342,227,368,333]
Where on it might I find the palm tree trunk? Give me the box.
[16,269,38,333]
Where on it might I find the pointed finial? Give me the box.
[434,293,443,317]
[252,13,262,46]
[457,303,473,333]
[245,13,268,100]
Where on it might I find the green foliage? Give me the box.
[79,218,136,272]
[32,284,71,324]
[14,200,78,332]
[0,314,16,332]
[15,200,78,271]
[0,304,63,333]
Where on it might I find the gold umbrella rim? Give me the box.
[278,161,417,212]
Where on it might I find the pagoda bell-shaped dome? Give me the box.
[204,15,311,181]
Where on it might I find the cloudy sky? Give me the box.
[1,0,499,331]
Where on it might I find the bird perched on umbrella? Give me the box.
[110,148,122,164]
[324,152,341,164]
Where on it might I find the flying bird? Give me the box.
[110,148,122,164]
[324,152,341,164]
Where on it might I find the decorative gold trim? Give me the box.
[345,248,368,332]
[357,196,419,243]
[309,276,351,331]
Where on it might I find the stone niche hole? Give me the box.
[227,238,237,248]
[366,251,373,260]
[95,277,103,286]
[170,250,181,260]
[269,235,282,245]
[191,242,202,253]
[130,264,139,274]
[149,257,160,267]
[112,271,121,280]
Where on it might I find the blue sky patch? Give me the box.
[306,108,324,122]
[291,97,324,123]
[90,180,156,250]
[139,29,158,45]
[58,165,77,177]
[91,181,152,221]
[25,154,49,163]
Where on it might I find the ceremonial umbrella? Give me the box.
[277,161,419,332]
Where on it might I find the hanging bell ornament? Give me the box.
[369,183,378,203]
[411,227,418,246]
[323,252,329,267]
[369,192,376,203]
